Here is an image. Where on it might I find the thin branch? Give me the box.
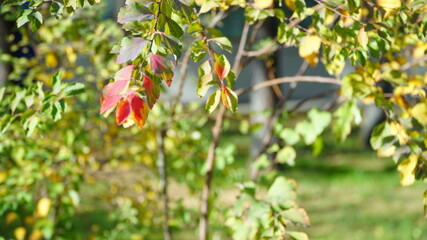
[157,129,172,240]
[155,46,192,240]
[199,22,251,240]
[400,55,427,72]
[243,42,279,57]
[233,23,250,74]
[236,76,340,96]
[199,105,226,240]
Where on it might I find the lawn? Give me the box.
[73,131,427,239]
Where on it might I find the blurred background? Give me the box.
[0,1,426,240]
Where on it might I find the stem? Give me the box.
[236,76,340,96]
[199,105,226,240]
[199,22,250,240]
[156,46,192,240]
[157,129,172,240]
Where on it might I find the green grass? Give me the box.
[72,131,427,240]
[283,133,427,240]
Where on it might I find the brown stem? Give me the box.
[157,129,172,240]
[156,46,192,240]
[199,105,226,240]
[236,76,340,96]
[199,22,250,240]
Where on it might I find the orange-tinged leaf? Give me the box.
[149,54,174,84]
[130,95,149,129]
[214,55,230,80]
[221,87,238,113]
[143,75,160,109]
[116,98,132,126]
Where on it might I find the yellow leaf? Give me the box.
[0,171,7,183]
[65,46,77,64]
[389,121,409,145]
[29,229,43,240]
[14,227,26,240]
[36,198,51,218]
[377,145,396,157]
[254,0,273,9]
[411,102,427,125]
[285,0,296,11]
[45,53,58,68]
[377,0,401,17]
[413,41,427,59]
[299,35,322,67]
[357,27,368,49]
[397,155,418,186]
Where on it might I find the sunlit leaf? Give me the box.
[397,154,417,186]
[298,35,322,66]
[117,37,147,64]
[214,54,230,80]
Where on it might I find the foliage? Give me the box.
[0,0,426,239]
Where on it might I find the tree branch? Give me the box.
[199,22,250,240]
[236,76,340,96]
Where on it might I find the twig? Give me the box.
[236,76,340,96]
[199,22,250,240]
[157,129,172,240]
[400,55,427,72]
[155,46,192,240]
[199,104,226,240]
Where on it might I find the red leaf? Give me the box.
[149,54,174,84]
[116,98,132,125]
[214,55,230,80]
[130,94,149,128]
[115,65,135,81]
[143,74,160,109]
[100,79,130,114]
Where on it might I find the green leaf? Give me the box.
[308,108,331,135]
[190,40,208,62]
[164,16,183,39]
[279,128,300,145]
[16,9,32,28]
[52,72,63,95]
[267,176,296,203]
[276,146,296,166]
[205,90,221,114]
[63,83,85,97]
[287,231,309,240]
[295,121,317,145]
[29,11,43,31]
[11,89,26,114]
[283,208,310,226]
[0,87,5,102]
[370,121,392,150]
[0,114,15,134]
[333,100,361,142]
[210,37,233,53]
[197,60,212,98]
